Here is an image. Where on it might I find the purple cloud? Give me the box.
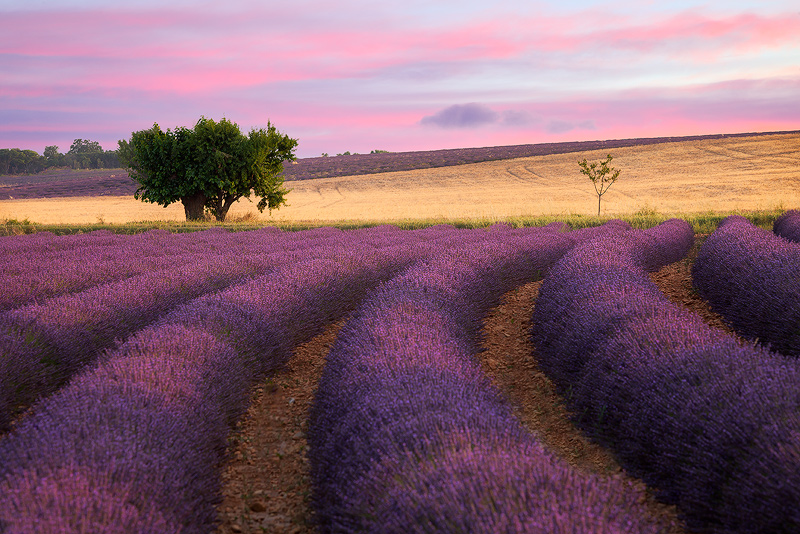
[420,103,499,128]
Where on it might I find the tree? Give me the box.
[118,117,298,221]
[578,154,621,216]
[68,139,103,154]
[43,145,65,168]
[43,145,59,160]
[66,139,104,169]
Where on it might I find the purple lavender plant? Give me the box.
[692,215,800,356]
[532,218,800,532]
[308,225,667,533]
[0,254,278,433]
[774,209,800,243]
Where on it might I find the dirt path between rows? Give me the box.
[215,248,730,533]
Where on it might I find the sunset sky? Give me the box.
[1,0,799,158]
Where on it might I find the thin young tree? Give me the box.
[578,154,621,216]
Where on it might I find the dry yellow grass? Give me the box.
[2,133,798,225]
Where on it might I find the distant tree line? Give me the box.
[320,149,391,157]
[0,139,120,175]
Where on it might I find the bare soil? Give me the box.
[215,248,732,533]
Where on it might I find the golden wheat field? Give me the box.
[2,133,798,225]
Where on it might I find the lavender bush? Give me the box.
[773,209,800,243]
[692,215,800,356]
[0,253,278,433]
[308,224,667,533]
[0,227,279,310]
[532,218,800,532]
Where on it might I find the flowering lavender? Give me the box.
[0,227,282,310]
[308,225,666,533]
[692,215,800,356]
[773,209,800,243]
[0,253,279,433]
[533,218,800,532]
[1,223,459,433]
[0,221,663,533]
[0,229,458,533]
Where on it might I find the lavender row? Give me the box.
[532,219,800,532]
[0,254,278,433]
[0,226,493,533]
[307,223,666,533]
[1,223,398,311]
[692,215,800,357]
[1,229,219,310]
[0,224,445,311]
[773,209,800,243]
[0,227,289,310]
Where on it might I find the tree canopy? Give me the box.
[117,117,298,221]
[68,139,104,155]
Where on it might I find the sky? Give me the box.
[1,0,799,158]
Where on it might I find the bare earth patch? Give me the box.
[216,252,734,533]
[214,321,344,534]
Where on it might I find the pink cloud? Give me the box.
[3,7,798,97]
[589,11,800,61]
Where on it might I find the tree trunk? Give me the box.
[210,194,238,222]
[598,195,601,216]
[182,192,207,221]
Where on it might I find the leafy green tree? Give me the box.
[118,117,298,221]
[578,154,621,216]
[68,139,103,154]
[43,145,59,160]
[43,145,64,168]
[65,139,105,169]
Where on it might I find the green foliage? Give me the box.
[370,149,391,154]
[578,154,621,216]
[118,117,298,221]
[68,139,103,155]
[65,139,118,169]
[0,140,119,175]
[0,149,45,174]
[43,146,60,161]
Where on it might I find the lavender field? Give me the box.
[1,217,799,533]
